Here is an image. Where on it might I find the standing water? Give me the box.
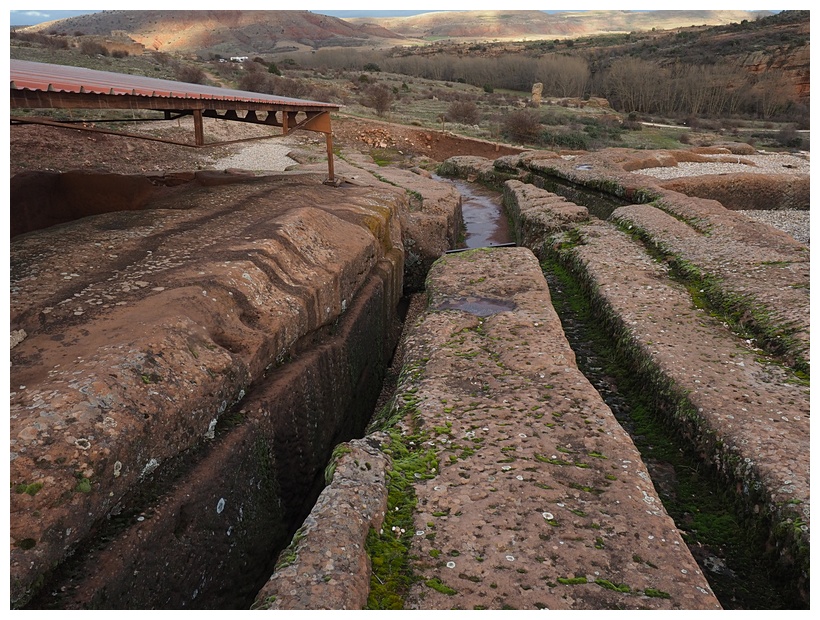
[434,175,513,248]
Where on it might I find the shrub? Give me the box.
[774,125,804,149]
[446,100,480,125]
[502,109,542,143]
[540,129,590,150]
[363,62,382,72]
[364,84,394,116]
[175,64,206,84]
[268,62,281,75]
[79,40,108,56]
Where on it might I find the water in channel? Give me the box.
[434,175,513,248]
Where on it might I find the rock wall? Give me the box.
[10,171,409,608]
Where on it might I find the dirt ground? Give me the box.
[9,114,521,177]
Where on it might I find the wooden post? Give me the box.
[193,109,204,146]
[325,131,335,183]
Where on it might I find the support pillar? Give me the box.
[193,109,204,146]
[325,131,336,184]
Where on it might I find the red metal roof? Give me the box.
[9,59,338,108]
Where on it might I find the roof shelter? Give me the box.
[10,59,341,182]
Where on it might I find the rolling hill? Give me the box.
[23,9,775,56]
[349,10,774,41]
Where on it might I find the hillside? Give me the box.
[22,9,775,56]
[351,10,773,41]
[24,10,405,55]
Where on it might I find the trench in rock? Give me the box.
[27,174,797,609]
[431,176,802,610]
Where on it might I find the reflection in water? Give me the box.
[433,175,512,249]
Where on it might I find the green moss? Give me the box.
[425,577,457,595]
[74,477,92,494]
[15,482,44,496]
[557,576,588,585]
[644,588,671,599]
[595,578,630,593]
[324,443,353,484]
[366,420,439,609]
[275,525,307,570]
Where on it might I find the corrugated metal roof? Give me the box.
[9,59,338,108]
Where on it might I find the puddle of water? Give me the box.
[435,295,516,317]
[433,175,513,249]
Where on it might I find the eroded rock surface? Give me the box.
[504,180,809,602]
[391,248,721,610]
[437,150,810,605]
[10,172,409,608]
[254,434,392,610]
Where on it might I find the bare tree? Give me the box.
[753,71,794,119]
[365,84,394,116]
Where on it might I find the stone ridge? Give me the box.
[439,152,810,604]
[503,179,589,248]
[254,434,392,610]
[444,148,810,373]
[8,173,406,608]
[391,247,720,610]
[518,184,809,602]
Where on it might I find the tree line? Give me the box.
[285,47,806,125]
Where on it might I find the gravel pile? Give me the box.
[639,151,810,179]
[640,151,810,246]
[208,141,299,172]
[737,209,810,245]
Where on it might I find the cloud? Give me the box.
[11,11,50,18]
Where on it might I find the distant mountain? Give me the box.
[22,10,778,58]
[348,10,775,40]
[24,10,405,55]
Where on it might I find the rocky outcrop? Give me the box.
[498,175,809,605]
[658,172,809,211]
[440,148,810,373]
[305,151,465,293]
[503,179,589,248]
[10,171,407,608]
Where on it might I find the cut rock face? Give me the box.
[9,172,409,608]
